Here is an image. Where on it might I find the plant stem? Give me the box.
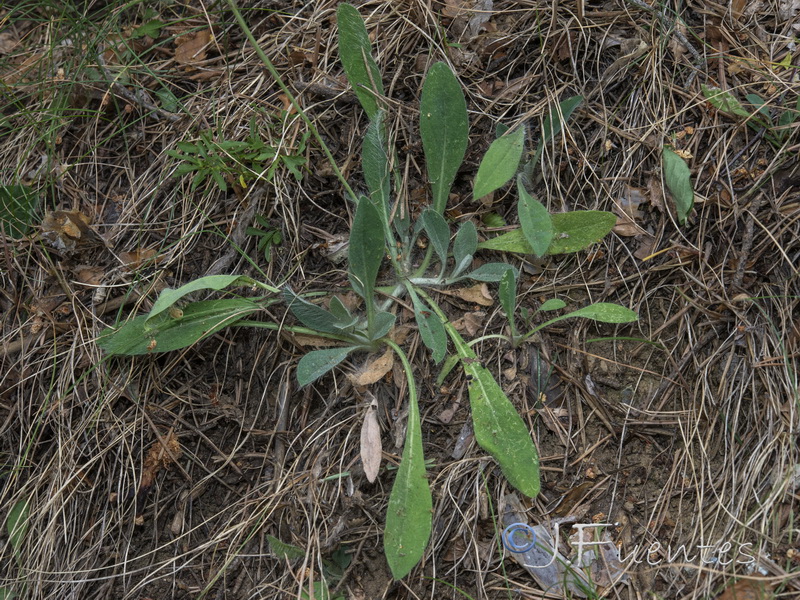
[225,0,356,202]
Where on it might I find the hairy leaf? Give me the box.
[498,268,516,321]
[297,346,356,386]
[420,62,468,214]
[384,381,432,578]
[283,288,343,334]
[466,263,517,283]
[565,302,638,323]
[445,325,539,498]
[99,299,261,356]
[662,147,694,225]
[420,208,451,266]
[473,126,525,199]
[451,220,477,277]
[517,177,553,257]
[349,196,385,300]
[408,287,446,363]
[363,111,391,210]
[146,275,256,326]
[337,4,384,119]
[477,211,615,255]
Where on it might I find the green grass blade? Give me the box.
[337,3,384,120]
[420,62,468,214]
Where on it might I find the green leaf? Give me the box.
[499,268,517,338]
[98,299,261,356]
[349,196,385,300]
[328,296,356,329]
[132,18,164,39]
[473,125,525,199]
[538,298,566,312]
[482,212,506,228]
[445,325,539,498]
[337,3,384,120]
[451,220,477,277]
[7,499,29,559]
[466,263,517,283]
[565,302,638,323]
[146,275,255,326]
[0,185,38,239]
[542,95,583,145]
[283,288,342,334]
[420,208,450,266]
[267,534,306,560]
[297,347,356,386]
[363,111,391,210]
[155,87,179,112]
[408,288,447,363]
[371,310,397,340]
[300,581,331,600]
[662,147,694,225]
[0,586,16,600]
[746,93,770,118]
[384,374,432,578]
[477,211,615,256]
[420,62,468,214]
[701,85,763,123]
[498,268,516,320]
[517,177,553,257]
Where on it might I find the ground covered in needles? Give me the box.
[1,1,799,599]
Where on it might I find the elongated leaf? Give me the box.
[420,62,468,214]
[99,299,261,356]
[297,346,356,386]
[384,381,432,578]
[662,147,694,225]
[701,85,767,125]
[146,275,255,326]
[337,3,384,119]
[473,126,525,199]
[451,220,477,277]
[420,208,450,266]
[477,211,615,255]
[517,177,553,257]
[498,268,516,321]
[563,302,638,323]
[538,298,566,312]
[267,535,306,560]
[283,288,342,334]
[466,262,517,282]
[408,287,446,363]
[542,95,583,145]
[0,185,37,239]
[445,324,539,498]
[7,500,29,558]
[363,111,391,209]
[328,296,356,329]
[371,310,396,340]
[349,196,385,299]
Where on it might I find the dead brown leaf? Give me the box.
[174,29,211,66]
[441,283,493,306]
[73,265,104,286]
[714,579,772,600]
[0,32,19,55]
[442,0,493,39]
[453,311,486,336]
[119,247,158,269]
[612,185,646,237]
[41,210,98,251]
[349,348,394,386]
[360,394,381,482]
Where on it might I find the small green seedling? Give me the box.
[166,116,308,192]
[246,214,283,262]
[100,2,639,581]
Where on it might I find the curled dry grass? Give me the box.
[1,0,799,598]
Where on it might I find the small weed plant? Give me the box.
[99,2,638,583]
